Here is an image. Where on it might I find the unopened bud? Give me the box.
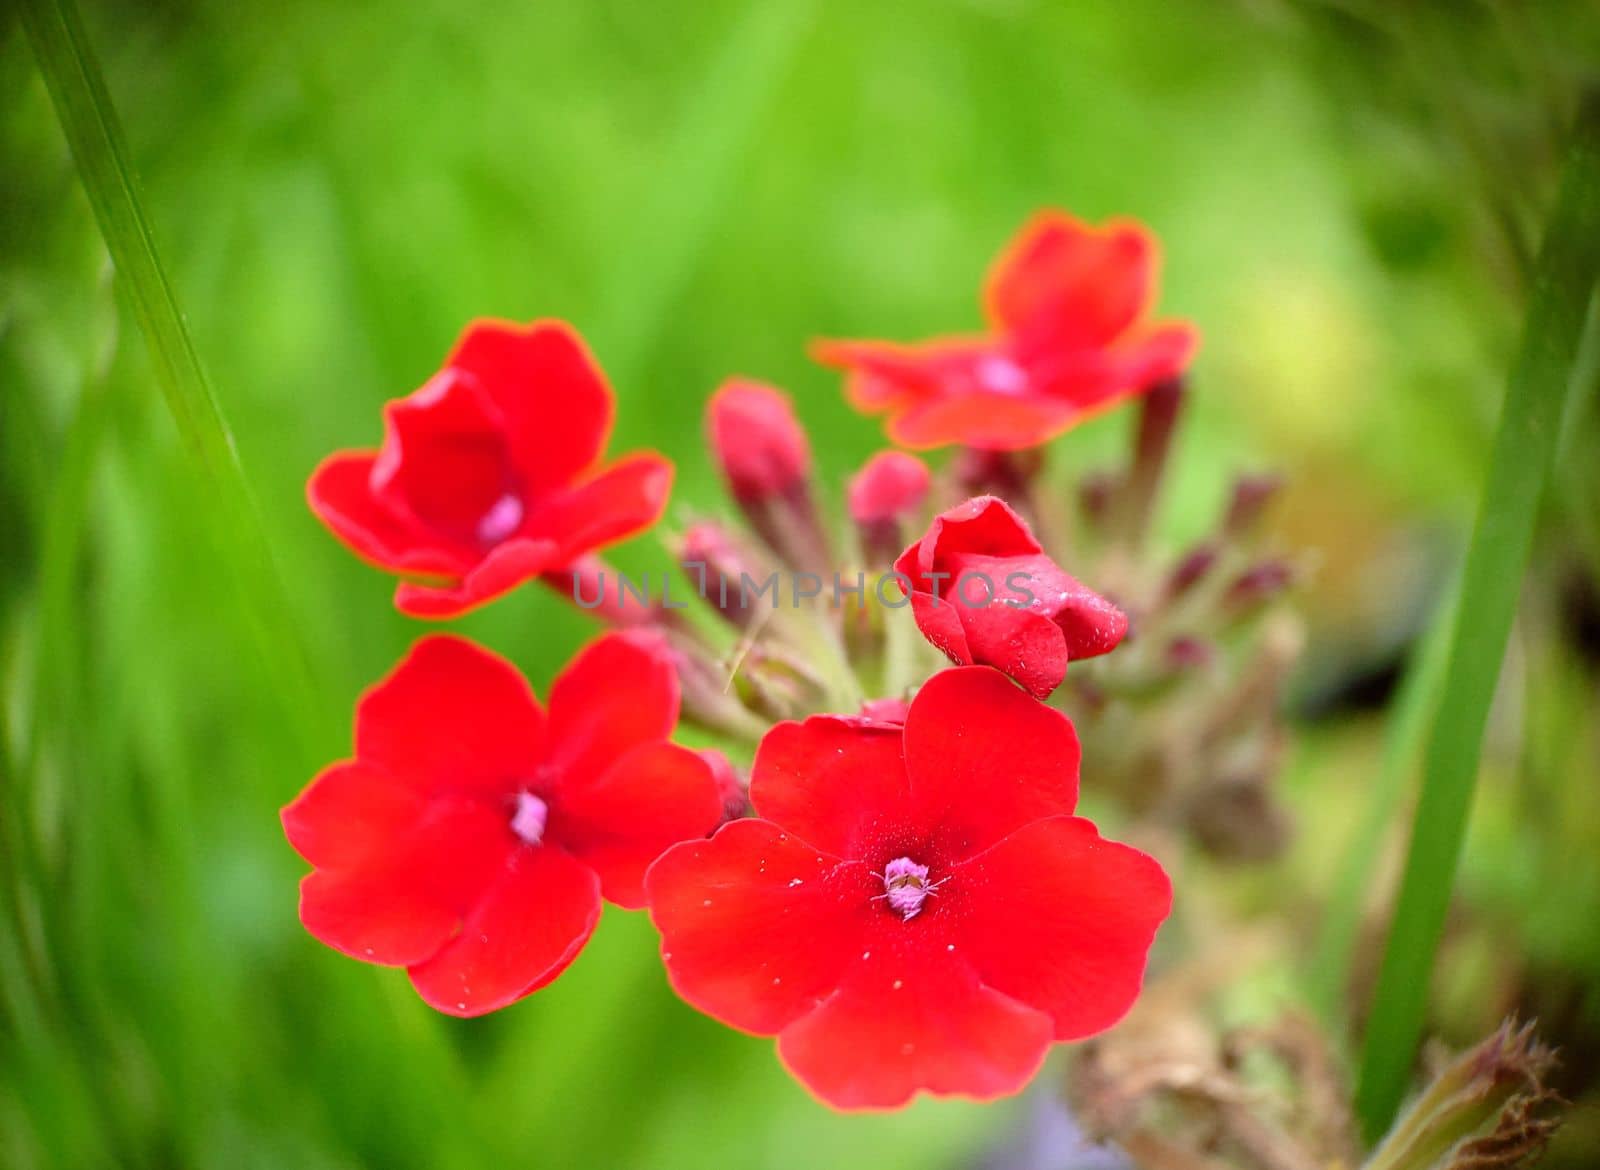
[1363,1020,1562,1170]
[849,451,930,564]
[1223,560,1295,616]
[1223,473,1285,540]
[705,378,831,572]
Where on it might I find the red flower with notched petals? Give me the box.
[309,319,673,618]
[283,633,722,1016]
[895,496,1128,699]
[814,211,1197,450]
[646,667,1170,1110]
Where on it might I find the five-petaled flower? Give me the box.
[282,633,723,1016]
[813,211,1197,450]
[645,667,1171,1110]
[308,319,673,618]
[895,495,1128,699]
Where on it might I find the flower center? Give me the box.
[974,355,1030,397]
[476,492,525,544]
[510,791,549,845]
[880,856,938,921]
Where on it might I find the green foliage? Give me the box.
[3,1,1599,1167]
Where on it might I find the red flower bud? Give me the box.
[705,379,830,572]
[849,451,930,564]
[706,379,811,503]
[848,452,931,525]
[894,496,1128,699]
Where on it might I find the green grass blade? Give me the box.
[18,0,327,754]
[1309,574,1457,1028]
[1354,93,1600,1142]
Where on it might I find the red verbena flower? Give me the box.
[895,495,1128,699]
[282,632,722,1016]
[308,319,673,618]
[646,667,1171,1110]
[813,211,1198,450]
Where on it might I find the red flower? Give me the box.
[706,378,811,504]
[894,496,1128,699]
[814,211,1197,450]
[282,633,722,1016]
[646,667,1171,1110]
[308,319,673,618]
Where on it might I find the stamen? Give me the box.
[477,492,525,545]
[510,791,549,845]
[878,856,942,921]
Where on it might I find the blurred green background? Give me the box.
[3,1,1599,1167]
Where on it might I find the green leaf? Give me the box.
[18,0,327,755]
[1354,93,1600,1142]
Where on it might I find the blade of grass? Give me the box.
[1309,574,1457,1031]
[1354,93,1600,1142]
[17,0,329,756]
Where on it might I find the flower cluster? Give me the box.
[285,209,1296,1110]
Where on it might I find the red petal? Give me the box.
[553,741,723,909]
[544,631,680,789]
[307,451,470,577]
[984,212,1155,353]
[408,844,602,1016]
[1028,320,1199,410]
[887,392,1075,451]
[447,319,614,495]
[905,590,974,667]
[282,762,426,870]
[524,453,674,560]
[810,339,945,411]
[354,635,547,796]
[775,928,1052,1110]
[947,817,1171,1039]
[902,667,1080,862]
[392,537,563,618]
[372,369,523,545]
[297,800,511,966]
[955,604,1069,699]
[646,819,876,1035]
[748,716,912,861]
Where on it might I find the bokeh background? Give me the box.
[3,1,1599,1167]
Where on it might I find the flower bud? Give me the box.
[674,521,772,631]
[1223,473,1284,540]
[705,379,830,572]
[895,495,1128,699]
[848,451,930,564]
[707,378,811,503]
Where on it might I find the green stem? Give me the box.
[18,0,328,759]
[1354,93,1600,1142]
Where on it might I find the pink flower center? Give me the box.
[974,355,1030,397]
[880,856,937,921]
[476,492,525,544]
[510,791,549,845]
